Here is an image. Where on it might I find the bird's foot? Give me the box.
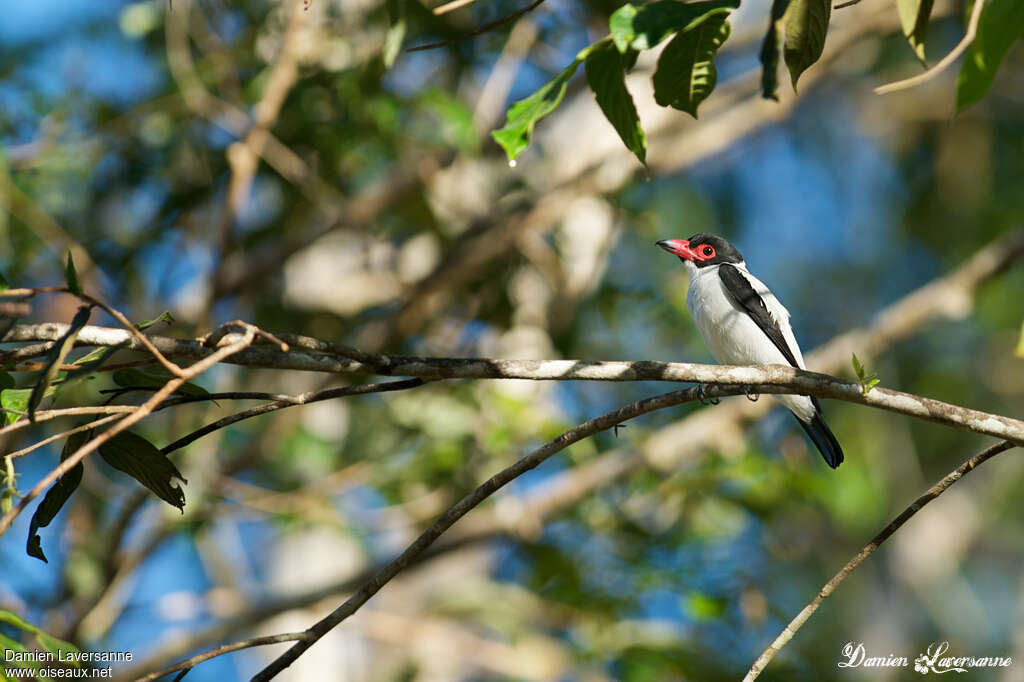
[697,383,720,406]
[743,385,760,402]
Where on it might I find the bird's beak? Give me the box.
[656,239,699,261]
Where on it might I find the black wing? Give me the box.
[717,264,801,368]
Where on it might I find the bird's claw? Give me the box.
[744,385,760,402]
[697,383,720,406]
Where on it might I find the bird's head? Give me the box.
[656,234,743,273]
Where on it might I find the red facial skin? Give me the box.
[658,239,716,262]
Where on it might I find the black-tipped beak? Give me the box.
[656,239,696,260]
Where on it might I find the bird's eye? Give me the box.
[701,245,715,258]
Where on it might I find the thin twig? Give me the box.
[0,406,138,437]
[160,378,425,455]
[874,0,986,94]
[433,0,477,15]
[0,325,258,538]
[132,632,313,682]
[742,439,1016,681]
[6,414,127,460]
[250,383,743,680]
[406,0,547,52]
[79,293,185,377]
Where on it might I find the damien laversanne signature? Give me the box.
[839,641,1011,674]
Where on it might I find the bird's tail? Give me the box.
[794,398,844,469]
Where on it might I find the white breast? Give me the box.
[684,262,814,421]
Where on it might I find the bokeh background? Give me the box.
[1,0,1023,679]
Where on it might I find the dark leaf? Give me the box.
[64,252,81,296]
[29,305,92,422]
[0,372,14,392]
[112,367,208,397]
[653,12,732,117]
[759,0,790,99]
[98,432,187,510]
[0,270,8,291]
[956,0,1024,111]
[492,59,583,161]
[610,0,739,52]
[897,0,934,62]
[585,43,647,164]
[26,432,88,562]
[782,0,831,88]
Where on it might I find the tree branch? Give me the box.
[406,0,548,52]
[133,632,313,682]
[0,323,260,538]
[249,383,738,680]
[160,378,425,455]
[743,439,1017,681]
[874,0,986,94]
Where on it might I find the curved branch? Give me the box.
[160,378,425,455]
[743,439,1016,680]
[134,632,313,682]
[874,0,986,95]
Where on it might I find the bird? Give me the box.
[656,234,844,468]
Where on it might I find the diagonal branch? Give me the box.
[743,439,1017,680]
[249,382,731,680]
[406,0,548,52]
[135,632,313,682]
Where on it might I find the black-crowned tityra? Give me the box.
[656,234,844,468]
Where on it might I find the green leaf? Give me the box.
[759,0,790,99]
[384,0,407,68]
[98,432,187,510]
[0,632,42,676]
[1,389,32,425]
[609,0,739,52]
[29,305,92,422]
[0,609,41,632]
[135,310,175,331]
[653,12,732,117]
[26,432,88,563]
[897,0,934,62]
[956,0,1024,111]
[0,611,80,671]
[1016,321,1024,358]
[782,0,831,88]
[112,368,208,397]
[585,43,647,164]
[492,60,583,162]
[64,252,81,296]
[60,345,126,388]
[0,270,8,291]
[851,352,866,379]
[35,632,80,663]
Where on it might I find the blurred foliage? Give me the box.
[0,0,1022,681]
